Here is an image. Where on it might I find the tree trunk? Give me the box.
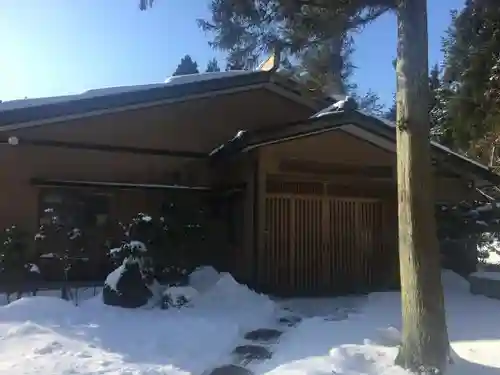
[395,0,450,373]
[325,35,346,98]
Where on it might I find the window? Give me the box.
[38,189,110,229]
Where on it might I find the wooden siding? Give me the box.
[258,129,477,203]
[0,141,212,232]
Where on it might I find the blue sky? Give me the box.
[1,0,464,107]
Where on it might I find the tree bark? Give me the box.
[325,35,346,97]
[394,0,450,373]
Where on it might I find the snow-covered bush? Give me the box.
[103,214,163,308]
[102,203,229,308]
[0,225,42,300]
[108,212,195,285]
[0,225,32,275]
[161,285,198,309]
[103,250,161,308]
[436,201,500,276]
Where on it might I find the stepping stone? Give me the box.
[204,364,254,375]
[232,344,272,363]
[323,310,349,322]
[243,328,282,342]
[278,315,302,327]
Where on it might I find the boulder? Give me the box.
[103,259,159,308]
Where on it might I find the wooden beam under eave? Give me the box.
[278,159,394,179]
[30,178,213,191]
[1,138,207,158]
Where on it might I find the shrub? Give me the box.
[103,214,163,308]
[34,212,88,299]
[0,225,41,301]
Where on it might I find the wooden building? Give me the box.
[1,70,498,295]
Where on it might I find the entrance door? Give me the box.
[261,185,384,296]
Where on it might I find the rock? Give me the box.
[161,285,198,309]
[232,344,272,363]
[470,272,500,300]
[323,310,349,322]
[204,364,254,375]
[243,328,282,343]
[102,260,158,308]
[278,315,302,327]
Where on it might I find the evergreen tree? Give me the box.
[206,58,221,72]
[279,42,384,114]
[196,1,389,96]
[428,64,441,110]
[385,95,397,121]
[173,55,199,76]
[225,59,245,71]
[352,90,385,116]
[441,1,500,163]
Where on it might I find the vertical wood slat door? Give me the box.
[263,194,384,296]
[262,196,292,294]
[292,196,323,295]
[326,198,384,293]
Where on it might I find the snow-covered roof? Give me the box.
[0,71,252,113]
[355,110,492,173]
[2,70,310,131]
[163,70,249,86]
[212,102,500,185]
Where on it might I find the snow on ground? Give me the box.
[0,268,275,375]
[0,267,499,375]
[254,271,500,375]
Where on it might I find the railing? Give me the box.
[0,280,103,305]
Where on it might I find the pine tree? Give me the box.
[441,1,500,162]
[206,58,221,72]
[352,90,385,116]
[385,95,397,121]
[428,64,440,110]
[173,55,199,76]
[197,1,389,96]
[225,59,245,71]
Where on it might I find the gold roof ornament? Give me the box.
[256,45,281,72]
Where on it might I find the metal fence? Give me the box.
[0,280,103,306]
